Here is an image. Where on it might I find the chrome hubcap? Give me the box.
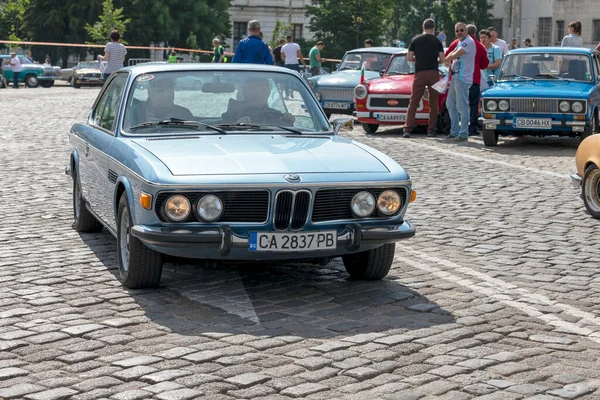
[119,211,130,272]
[585,169,600,213]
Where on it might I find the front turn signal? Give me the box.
[410,190,417,203]
[140,192,153,210]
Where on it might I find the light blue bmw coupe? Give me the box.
[66,63,416,288]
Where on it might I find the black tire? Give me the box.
[72,170,103,233]
[24,74,39,88]
[342,243,395,280]
[581,108,598,141]
[362,123,379,134]
[482,128,499,146]
[582,164,600,219]
[40,80,54,88]
[436,106,451,135]
[116,195,163,289]
[72,79,81,89]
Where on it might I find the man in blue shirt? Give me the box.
[232,20,274,65]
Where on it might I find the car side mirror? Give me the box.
[379,71,384,77]
[490,75,497,83]
[332,117,354,135]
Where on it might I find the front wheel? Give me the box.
[436,106,450,136]
[71,79,81,89]
[40,80,54,88]
[582,164,600,219]
[482,128,499,146]
[117,195,163,289]
[581,108,598,141]
[342,243,395,280]
[362,123,379,134]
[24,74,40,88]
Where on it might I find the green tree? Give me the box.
[85,0,131,45]
[306,0,393,59]
[269,20,292,48]
[0,0,31,43]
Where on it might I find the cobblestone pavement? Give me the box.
[1,87,600,400]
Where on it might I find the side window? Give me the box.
[95,74,127,132]
[595,55,600,81]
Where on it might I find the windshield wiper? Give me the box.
[499,74,533,81]
[535,73,570,82]
[129,118,226,134]
[338,66,356,71]
[215,123,304,135]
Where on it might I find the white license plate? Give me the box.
[248,231,336,252]
[376,113,406,122]
[513,117,552,129]
[324,102,349,109]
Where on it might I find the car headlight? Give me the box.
[559,101,570,112]
[486,100,498,111]
[572,101,584,113]
[351,191,376,218]
[377,190,401,215]
[164,195,191,222]
[197,194,223,222]
[498,100,509,111]
[354,84,368,100]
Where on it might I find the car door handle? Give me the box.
[85,143,90,157]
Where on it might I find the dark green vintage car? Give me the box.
[0,54,59,88]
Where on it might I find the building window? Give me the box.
[233,21,248,50]
[490,19,503,39]
[292,24,303,41]
[594,20,600,42]
[556,20,564,43]
[539,17,552,46]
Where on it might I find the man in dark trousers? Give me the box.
[446,24,489,136]
[403,18,445,138]
[272,39,285,66]
[232,20,274,65]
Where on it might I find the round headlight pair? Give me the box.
[486,100,509,111]
[354,85,368,100]
[164,194,223,222]
[559,101,584,113]
[351,190,401,218]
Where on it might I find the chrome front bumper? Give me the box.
[571,173,582,189]
[131,222,416,256]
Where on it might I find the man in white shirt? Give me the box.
[281,35,307,98]
[444,22,476,141]
[488,27,509,55]
[9,53,22,89]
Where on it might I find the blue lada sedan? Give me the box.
[66,64,416,288]
[480,47,600,146]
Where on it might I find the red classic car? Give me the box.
[353,51,450,134]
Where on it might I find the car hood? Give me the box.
[314,70,382,88]
[367,75,415,93]
[484,80,594,98]
[131,135,389,175]
[75,68,101,74]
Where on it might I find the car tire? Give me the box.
[436,106,451,135]
[117,194,163,289]
[362,123,379,134]
[24,74,39,88]
[72,170,104,233]
[482,128,499,146]
[40,81,54,88]
[342,243,395,280]
[582,164,600,219]
[72,79,81,89]
[581,108,598,141]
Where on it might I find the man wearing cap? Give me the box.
[232,20,274,65]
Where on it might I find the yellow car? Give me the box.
[572,135,600,218]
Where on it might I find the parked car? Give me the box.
[307,47,404,118]
[0,54,58,88]
[66,63,417,289]
[353,50,450,134]
[571,135,600,218]
[60,61,106,87]
[480,47,600,146]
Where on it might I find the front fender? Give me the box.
[113,176,137,225]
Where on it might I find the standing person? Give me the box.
[168,51,177,63]
[212,39,225,63]
[100,30,127,82]
[232,20,274,65]
[509,38,518,50]
[524,38,532,47]
[9,53,22,89]
[446,24,489,136]
[42,57,52,67]
[281,35,307,98]
[0,60,7,89]
[444,22,476,141]
[403,18,444,138]
[561,20,583,47]
[309,41,325,76]
[24,50,33,64]
[364,39,373,48]
[480,29,502,87]
[488,27,509,55]
[272,39,285,66]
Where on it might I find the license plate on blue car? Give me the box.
[513,117,552,129]
[248,231,336,252]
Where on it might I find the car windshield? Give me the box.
[78,62,100,69]
[339,52,391,72]
[122,70,330,134]
[498,52,593,82]
[385,55,415,75]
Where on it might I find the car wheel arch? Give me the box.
[113,177,136,224]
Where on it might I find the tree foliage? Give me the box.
[85,0,131,45]
[0,0,31,42]
[270,20,292,49]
